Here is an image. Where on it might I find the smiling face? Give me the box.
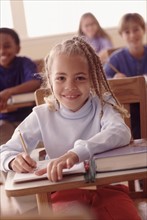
[49,54,91,112]
[0,33,20,68]
[121,22,145,50]
[80,16,98,38]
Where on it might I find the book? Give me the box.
[7,93,35,105]
[94,139,147,172]
[13,160,85,183]
[95,151,147,173]
[13,139,147,183]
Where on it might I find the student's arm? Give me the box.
[104,53,124,78]
[0,58,41,110]
[70,97,131,162]
[0,110,42,172]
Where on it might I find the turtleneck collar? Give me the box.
[59,96,93,119]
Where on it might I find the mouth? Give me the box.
[0,56,8,62]
[62,94,81,100]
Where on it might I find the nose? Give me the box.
[129,31,136,39]
[64,79,77,91]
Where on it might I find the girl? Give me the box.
[0,37,141,219]
[78,12,113,63]
[104,13,147,78]
[0,28,41,145]
[104,13,147,139]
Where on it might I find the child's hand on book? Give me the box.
[9,152,37,173]
[35,152,79,182]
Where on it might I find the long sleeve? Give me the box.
[0,111,42,172]
[71,101,131,162]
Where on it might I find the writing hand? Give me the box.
[114,73,127,79]
[9,152,37,173]
[35,152,79,182]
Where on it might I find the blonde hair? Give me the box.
[78,12,111,42]
[44,37,129,118]
[118,13,145,34]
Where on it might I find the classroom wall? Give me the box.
[19,27,147,60]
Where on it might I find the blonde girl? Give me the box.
[78,12,113,63]
[0,37,140,219]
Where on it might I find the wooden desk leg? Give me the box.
[36,192,52,215]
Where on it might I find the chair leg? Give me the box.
[128,180,136,192]
[142,179,147,197]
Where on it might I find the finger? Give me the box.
[66,158,74,169]
[35,168,47,176]
[17,156,35,172]
[22,153,37,168]
[47,162,58,182]
[11,160,28,173]
[56,161,66,181]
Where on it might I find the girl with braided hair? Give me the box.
[0,37,141,219]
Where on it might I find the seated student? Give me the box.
[0,37,141,219]
[78,12,113,63]
[0,28,41,145]
[104,13,147,78]
[104,13,147,139]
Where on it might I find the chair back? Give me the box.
[34,88,51,105]
[108,76,147,138]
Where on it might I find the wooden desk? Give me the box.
[0,102,35,113]
[5,168,147,215]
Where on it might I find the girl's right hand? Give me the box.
[9,153,37,173]
[114,72,126,79]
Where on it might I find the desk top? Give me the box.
[0,101,35,113]
[5,168,147,197]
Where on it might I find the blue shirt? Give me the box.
[104,46,147,78]
[0,56,39,122]
[84,36,112,53]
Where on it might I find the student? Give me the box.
[0,28,41,145]
[104,13,147,78]
[0,37,141,219]
[78,12,113,63]
[104,13,147,139]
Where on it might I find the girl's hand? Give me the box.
[114,72,127,79]
[9,153,37,173]
[35,152,79,182]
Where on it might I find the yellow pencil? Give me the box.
[108,62,119,73]
[18,130,28,154]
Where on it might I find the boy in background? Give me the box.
[0,28,41,145]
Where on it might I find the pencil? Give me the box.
[108,62,119,73]
[18,130,28,154]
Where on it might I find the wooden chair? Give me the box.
[34,59,44,73]
[108,76,147,139]
[34,88,51,105]
[108,76,147,195]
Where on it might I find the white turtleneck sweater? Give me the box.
[0,95,131,172]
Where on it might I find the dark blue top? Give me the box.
[0,56,39,122]
[104,46,147,78]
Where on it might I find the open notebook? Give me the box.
[13,161,85,183]
[13,140,147,183]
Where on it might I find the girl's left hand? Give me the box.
[35,152,79,182]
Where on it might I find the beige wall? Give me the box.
[19,27,147,60]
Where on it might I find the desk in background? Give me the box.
[0,102,35,113]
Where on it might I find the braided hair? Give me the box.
[44,37,129,118]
